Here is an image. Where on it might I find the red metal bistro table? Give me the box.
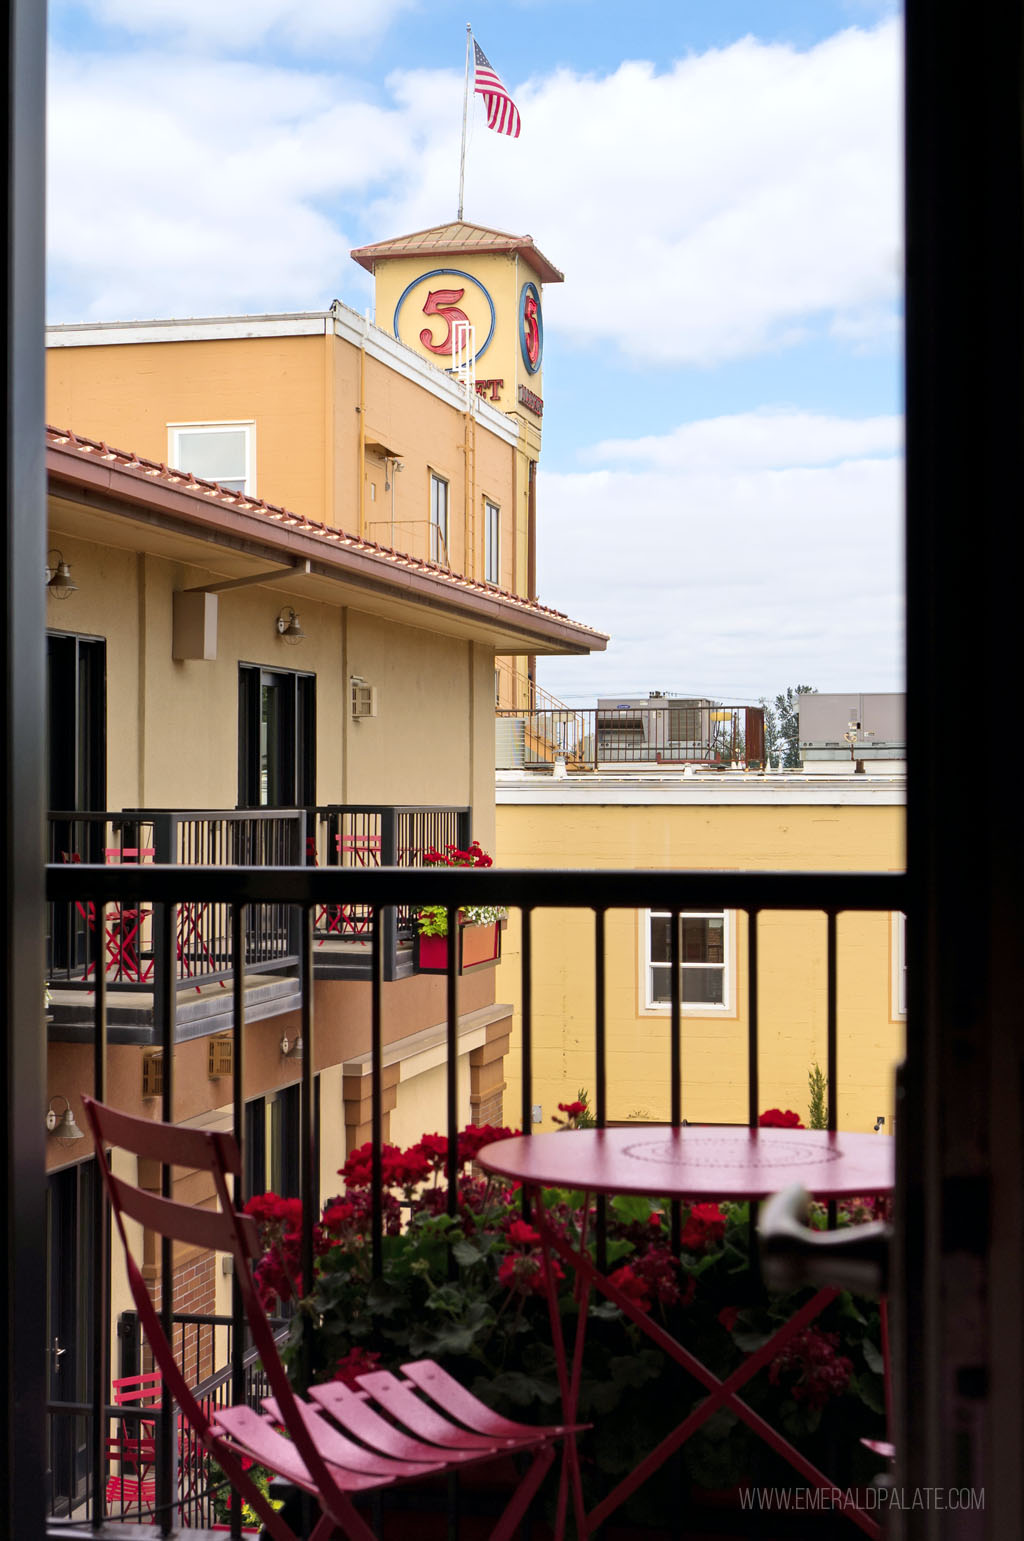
[479,1126,894,1539]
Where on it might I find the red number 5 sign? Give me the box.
[393,269,497,368]
[419,289,469,355]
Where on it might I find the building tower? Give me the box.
[350,221,564,708]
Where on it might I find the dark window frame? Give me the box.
[238,662,315,809]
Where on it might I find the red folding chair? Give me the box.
[104,1428,157,1518]
[334,832,382,942]
[308,835,346,947]
[82,1097,582,1541]
[103,847,156,983]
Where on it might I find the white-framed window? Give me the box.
[168,421,255,494]
[892,911,907,1018]
[485,499,501,584]
[430,472,449,564]
[645,910,731,1011]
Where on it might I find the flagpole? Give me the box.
[457,23,472,221]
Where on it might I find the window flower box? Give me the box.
[415,917,502,974]
[414,840,505,974]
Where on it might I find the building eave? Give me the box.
[46,430,607,657]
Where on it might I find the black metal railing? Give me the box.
[46,809,305,992]
[46,806,472,1000]
[45,1307,288,1530]
[42,860,906,1536]
[495,703,765,770]
[306,804,470,944]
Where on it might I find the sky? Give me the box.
[47,0,903,706]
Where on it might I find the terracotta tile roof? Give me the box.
[350,221,564,285]
[45,426,606,650]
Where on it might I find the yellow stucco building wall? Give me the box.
[48,220,566,711]
[495,778,906,1135]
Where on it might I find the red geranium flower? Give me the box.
[333,1347,382,1389]
[412,1133,449,1167]
[457,1124,517,1164]
[505,1218,541,1247]
[769,1327,853,1411]
[680,1201,727,1252]
[758,1108,805,1128]
[557,1100,587,1119]
[321,1200,357,1232]
[497,1251,563,1297]
[608,1263,652,1313]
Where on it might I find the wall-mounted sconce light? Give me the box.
[46,549,78,600]
[275,607,305,645]
[279,1033,303,1059]
[46,1095,86,1145]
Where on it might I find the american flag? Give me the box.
[473,40,521,138]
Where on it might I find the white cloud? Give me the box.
[47,20,901,370]
[47,53,403,318]
[70,0,417,52]
[588,410,903,471]
[534,411,904,703]
[379,22,902,366]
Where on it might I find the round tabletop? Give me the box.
[478,1126,894,1201]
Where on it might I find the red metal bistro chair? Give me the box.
[60,848,154,985]
[82,1097,581,1541]
[104,1428,157,1519]
[103,847,156,982]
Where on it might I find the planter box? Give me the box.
[415,920,502,975]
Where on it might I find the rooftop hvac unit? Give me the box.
[351,679,378,720]
[208,1036,233,1079]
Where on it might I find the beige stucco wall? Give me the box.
[47,323,522,594]
[388,1058,473,1151]
[47,528,500,822]
[495,798,906,1135]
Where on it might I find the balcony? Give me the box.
[45,805,472,1041]
[496,701,766,772]
[43,856,904,1539]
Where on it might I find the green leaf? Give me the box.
[610,1194,657,1226]
[452,1237,488,1268]
[366,1279,407,1317]
[732,1329,773,1353]
[412,1321,484,1357]
[473,1370,561,1408]
[862,1338,885,1375]
[608,1350,663,1390]
[837,1291,867,1325]
[851,1370,887,1415]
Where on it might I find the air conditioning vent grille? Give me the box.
[208,1036,233,1079]
[141,1050,164,1099]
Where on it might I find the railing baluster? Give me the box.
[670,905,682,1256]
[300,903,315,1393]
[595,907,607,1273]
[446,902,459,1229]
[520,907,533,1138]
[91,894,109,1525]
[747,908,759,1127]
[827,908,839,1230]
[231,902,246,1443]
[370,905,383,1281]
[156,896,175,1538]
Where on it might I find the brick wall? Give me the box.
[147,1249,217,1386]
